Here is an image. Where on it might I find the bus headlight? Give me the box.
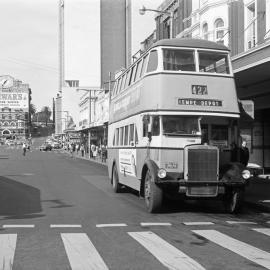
[242,170,251,180]
[158,168,167,179]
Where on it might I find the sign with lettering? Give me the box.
[192,85,208,95]
[178,98,222,107]
[0,90,28,109]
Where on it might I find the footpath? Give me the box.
[70,151,270,212]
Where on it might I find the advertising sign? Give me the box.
[0,89,29,110]
[119,149,137,177]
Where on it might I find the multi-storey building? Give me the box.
[0,75,30,140]
[141,0,270,171]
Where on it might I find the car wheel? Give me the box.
[144,169,163,213]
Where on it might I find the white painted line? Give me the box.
[61,233,109,270]
[193,230,270,269]
[140,222,172,227]
[183,222,214,226]
[0,234,17,270]
[128,231,206,270]
[50,224,82,228]
[96,223,127,228]
[253,228,270,237]
[226,221,257,225]
[259,200,270,203]
[3,224,35,228]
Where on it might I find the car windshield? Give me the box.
[162,116,200,136]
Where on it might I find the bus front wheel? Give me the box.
[224,189,243,214]
[144,169,163,213]
[112,165,121,193]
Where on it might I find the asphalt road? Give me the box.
[0,138,270,270]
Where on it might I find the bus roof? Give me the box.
[150,38,229,51]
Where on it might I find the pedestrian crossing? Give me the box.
[1,226,270,269]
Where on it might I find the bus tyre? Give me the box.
[144,169,163,213]
[224,190,243,214]
[112,165,121,193]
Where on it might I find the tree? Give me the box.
[29,103,36,117]
[41,106,52,126]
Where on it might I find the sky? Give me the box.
[0,0,162,112]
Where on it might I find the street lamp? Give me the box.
[139,5,173,39]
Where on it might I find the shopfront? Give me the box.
[232,42,270,171]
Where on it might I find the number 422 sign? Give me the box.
[192,85,208,95]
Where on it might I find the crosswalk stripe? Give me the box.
[183,222,214,226]
[193,230,270,269]
[61,233,109,270]
[128,231,206,270]
[140,222,172,226]
[226,221,257,225]
[0,234,17,270]
[253,228,270,237]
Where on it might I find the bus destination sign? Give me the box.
[178,98,222,107]
[192,85,207,95]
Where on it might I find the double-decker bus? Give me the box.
[107,38,251,213]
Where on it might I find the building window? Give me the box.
[202,22,208,40]
[173,9,179,37]
[214,18,224,44]
[245,1,256,50]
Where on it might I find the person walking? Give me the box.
[80,144,85,157]
[22,142,27,156]
[240,140,249,167]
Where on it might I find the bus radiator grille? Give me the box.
[186,148,218,196]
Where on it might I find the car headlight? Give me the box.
[158,168,167,179]
[242,170,251,180]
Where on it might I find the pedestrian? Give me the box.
[22,142,27,156]
[92,145,97,160]
[101,144,107,162]
[91,144,96,159]
[240,140,249,167]
[80,144,85,157]
[76,143,80,154]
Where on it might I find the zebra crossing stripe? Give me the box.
[61,233,109,270]
[192,230,270,269]
[253,228,270,237]
[128,231,206,270]
[183,222,214,226]
[0,234,17,270]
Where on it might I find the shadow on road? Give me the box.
[0,176,44,219]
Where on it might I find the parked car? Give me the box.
[39,143,52,151]
[52,142,60,149]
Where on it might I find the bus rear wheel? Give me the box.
[224,189,243,214]
[112,165,121,193]
[144,169,163,213]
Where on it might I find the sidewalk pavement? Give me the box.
[68,150,270,212]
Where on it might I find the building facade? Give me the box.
[142,0,270,170]
[0,75,30,140]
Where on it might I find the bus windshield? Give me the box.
[163,49,196,71]
[162,116,200,136]
[198,51,230,74]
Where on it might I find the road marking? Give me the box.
[253,228,270,237]
[183,222,214,226]
[0,234,17,270]
[96,223,127,228]
[226,221,257,225]
[140,222,172,227]
[193,229,270,269]
[3,224,35,228]
[128,231,206,270]
[267,221,270,224]
[50,224,82,228]
[260,200,270,203]
[61,233,109,270]
[21,173,34,176]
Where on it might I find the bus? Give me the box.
[107,38,251,213]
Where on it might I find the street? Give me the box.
[0,139,270,270]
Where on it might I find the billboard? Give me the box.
[0,89,29,110]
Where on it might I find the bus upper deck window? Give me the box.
[199,51,230,74]
[146,50,158,73]
[163,49,195,71]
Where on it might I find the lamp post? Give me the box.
[139,5,173,39]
